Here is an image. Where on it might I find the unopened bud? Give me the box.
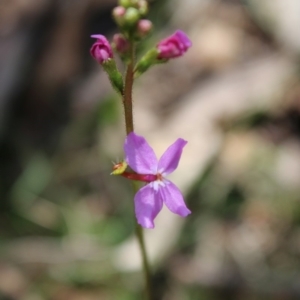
[112,6,126,26]
[157,30,192,59]
[124,7,140,27]
[137,19,152,37]
[119,0,138,8]
[90,34,123,95]
[134,30,192,77]
[90,34,113,64]
[113,33,130,55]
[138,0,148,16]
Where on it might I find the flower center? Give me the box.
[156,173,163,181]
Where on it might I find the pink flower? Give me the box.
[124,132,191,228]
[157,30,192,59]
[90,34,113,63]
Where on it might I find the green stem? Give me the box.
[136,218,152,299]
[123,44,153,300]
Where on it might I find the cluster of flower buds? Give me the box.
[90,0,192,93]
[111,0,153,63]
[112,0,151,39]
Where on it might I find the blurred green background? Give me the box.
[1,0,300,299]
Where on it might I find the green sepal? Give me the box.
[102,59,124,95]
[134,48,167,78]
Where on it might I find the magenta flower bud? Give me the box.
[157,30,192,59]
[90,34,113,64]
[112,6,126,25]
[113,6,126,16]
[137,19,152,37]
[113,33,130,54]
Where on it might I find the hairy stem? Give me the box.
[123,50,134,135]
[123,44,152,300]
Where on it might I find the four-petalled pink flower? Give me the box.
[124,132,191,228]
[157,30,192,59]
[90,34,113,64]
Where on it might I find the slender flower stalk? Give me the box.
[122,43,153,300]
[123,44,135,135]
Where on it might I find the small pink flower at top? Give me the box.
[90,34,113,64]
[157,30,192,59]
[124,132,191,229]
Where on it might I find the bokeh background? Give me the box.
[1,0,300,299]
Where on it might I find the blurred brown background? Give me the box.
[1,0,300,299]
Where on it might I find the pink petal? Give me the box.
[99,49,110,60]
[91,34,106,41]
[90,34,113,63]
[158,138,187,175]
[159,180,191,217]
[175,30,192,49]
[157,30,192,59]
[135,184,163,229]
[124,132,158,174]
